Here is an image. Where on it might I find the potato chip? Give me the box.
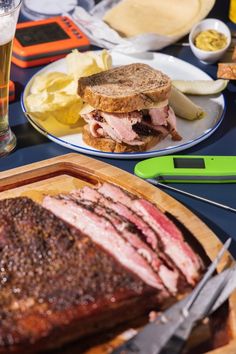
[66,50,100,80]
[30,72,74,94]
[88,49,112,71]
[66,49,112,81]
[26,50,112,126]
[26,92,83,125]
[50,99,83,125]
[26,91,52,115]
[61,80,78,95]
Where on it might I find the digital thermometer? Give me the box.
[135,156,236,183]
[12,16,90,68]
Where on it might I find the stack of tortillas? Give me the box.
[70,0,215,53]
[103,0,215,38]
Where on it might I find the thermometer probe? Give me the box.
[135,156,236,213]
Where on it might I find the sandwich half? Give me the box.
[78,63,182,153]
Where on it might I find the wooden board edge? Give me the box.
[0,152,235,352]
[0,153,79,179]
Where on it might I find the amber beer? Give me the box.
[0,40,13,132]
[0,0,22,156]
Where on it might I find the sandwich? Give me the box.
[78,63,182,153]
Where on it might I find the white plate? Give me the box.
[21,52,225,159]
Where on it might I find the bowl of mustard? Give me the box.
[189,18,231,64]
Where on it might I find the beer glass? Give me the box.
[0,0,22,157]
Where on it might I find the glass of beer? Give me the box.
[0,0,22,157]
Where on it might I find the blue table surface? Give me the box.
[1,0,236,255]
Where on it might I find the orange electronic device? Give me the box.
[9,81,15,102]
[12,16,90,68]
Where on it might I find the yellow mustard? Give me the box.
[194,29,227,51]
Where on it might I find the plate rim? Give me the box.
[21,52,226,160]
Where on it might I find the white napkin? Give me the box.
[69,1,181,54]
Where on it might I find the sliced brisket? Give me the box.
[43,195,165,291]
[97,182,203,285]
[74,186,159,250]
[0,197,168,353]
[82,105,182,145]
[71,187,179,294]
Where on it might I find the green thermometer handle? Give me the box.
[134,156,236,183]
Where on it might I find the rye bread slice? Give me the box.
[78,63,171,113]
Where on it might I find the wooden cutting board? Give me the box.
[0,152,235,354]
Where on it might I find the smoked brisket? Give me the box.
[0,182,203,352]
[0,197,166,353]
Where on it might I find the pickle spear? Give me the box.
[169,86,205,120]
[172,79,228,95]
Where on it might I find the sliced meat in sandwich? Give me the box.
[78,63,182,153]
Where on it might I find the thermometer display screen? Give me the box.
[173,158,205,169]
[15,22,70,47]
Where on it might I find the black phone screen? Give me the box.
[15,22,70,47]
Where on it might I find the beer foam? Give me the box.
[0,14,16,46]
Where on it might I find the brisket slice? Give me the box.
[0,197,167,353]
[43,195,166,291]
[70,187,179,294]
[75,186,159,249]
[97,182,203,286]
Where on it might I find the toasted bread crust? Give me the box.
[78,63,171,113]
[217,63,236,80]
[82,125,161,153]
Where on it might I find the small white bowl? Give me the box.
[189,18,231,64]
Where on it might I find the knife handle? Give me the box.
[159,334,186,354]
[159,317,194,354]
